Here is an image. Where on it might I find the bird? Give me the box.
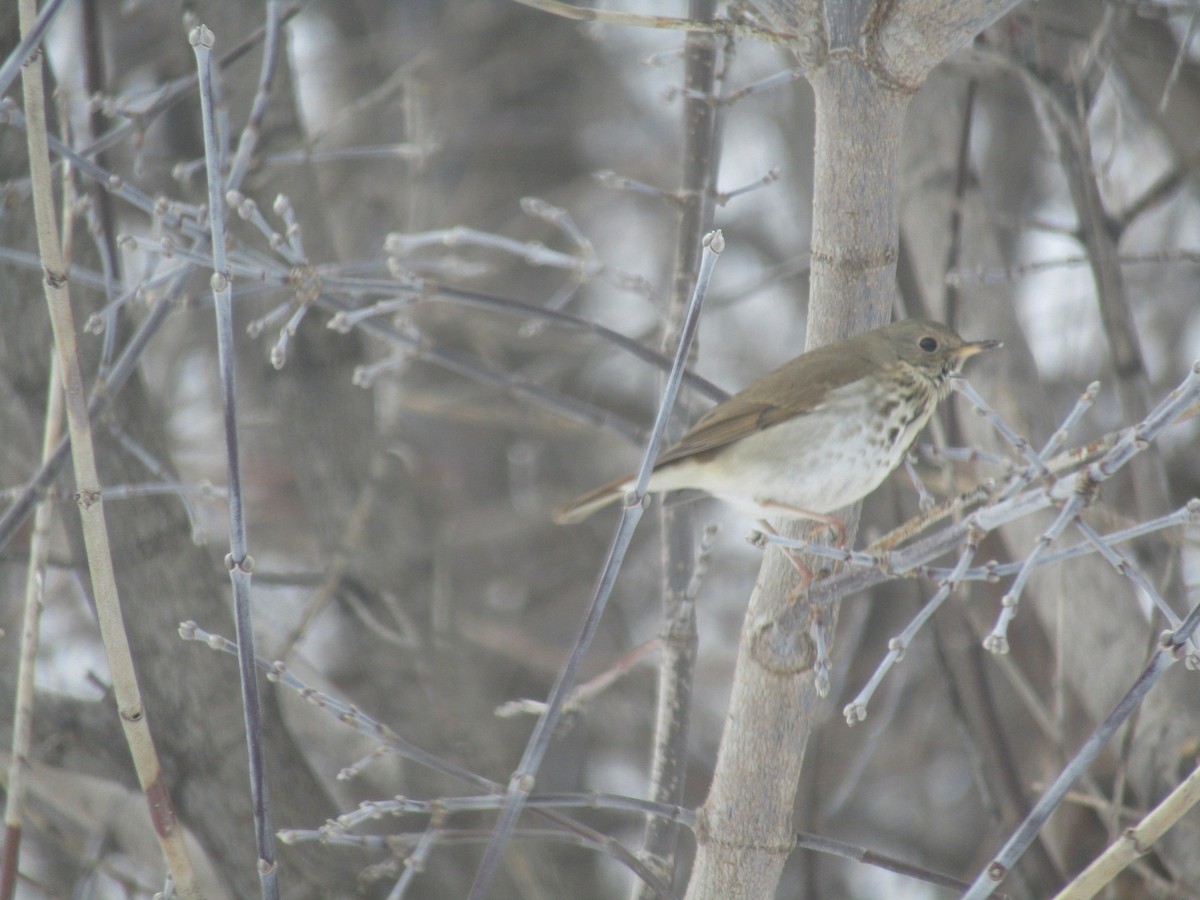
[554,318,1000,527]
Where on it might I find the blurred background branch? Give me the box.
[0,1,1198,898]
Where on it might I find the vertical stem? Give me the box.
[806,59,908,343]
[1054,84,1170,523]
[635,2,717,893]
[191,24,278,900]
[17,2,200,894]
[687,54,911,900]
[0,359,62,900]
[470,236,722,900]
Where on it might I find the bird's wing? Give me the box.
[654,405,778,464]
[655,346,870,465]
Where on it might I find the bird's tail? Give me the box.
[552,473,632,524]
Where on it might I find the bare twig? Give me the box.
[225,0,285,192]
[1052,756,1200,900]
[190,24,277,900]
[962,598,1200,899]
[0,0,70,100]
[467,232,723,900]
[634,8,722,894]
[16,3,200,894]
[0,358,62,900]
[181,623,679,898]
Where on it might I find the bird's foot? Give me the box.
[755,498,848,548]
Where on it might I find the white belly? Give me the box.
[647,386,933,520]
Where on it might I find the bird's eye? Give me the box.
[919,336,939,352]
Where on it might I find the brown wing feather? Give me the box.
[655,343,873,465]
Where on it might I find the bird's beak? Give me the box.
[956,338,1002,360]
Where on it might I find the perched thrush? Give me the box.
[554,319,1000,525]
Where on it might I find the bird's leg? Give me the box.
[755,498,848,548]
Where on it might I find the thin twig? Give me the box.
[1052,756,1200,899]
[181,622,679,898]
[0,0,70,101]
[225,0,285,192]
[190,24,278,900]
[18,3,200,893]
[634,8,722,894]
[467,232,723,900]
[0,295,175,556]
[961,599,1200,899]
[0,357,63,900]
